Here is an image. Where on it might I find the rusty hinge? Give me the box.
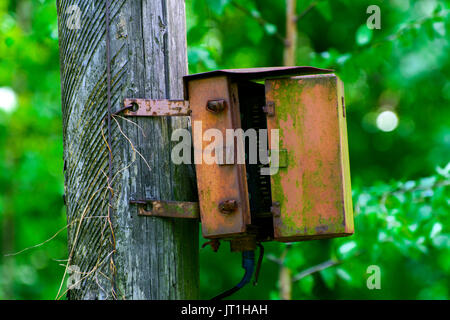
[120,98,191,117]
[263,101,275,117]
[130,199,199,219]
[270,201,281,217]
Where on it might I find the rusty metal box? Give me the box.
[183,67,354,244]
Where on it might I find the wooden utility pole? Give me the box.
[57,0,198,299]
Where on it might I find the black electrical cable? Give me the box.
[211,250,255,300]
[253,243,264,286]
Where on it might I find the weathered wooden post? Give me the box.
[57,0,199,299]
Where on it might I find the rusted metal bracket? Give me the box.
[121,98,197,219]
[130,199,200,219]
[121,98,191,116]
[201,239,221,252]
[230,236,257,252]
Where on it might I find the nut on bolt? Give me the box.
[206,99,226,113]
[219,199,238,214]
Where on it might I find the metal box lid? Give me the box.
[183,66,332,99]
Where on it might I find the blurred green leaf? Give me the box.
[316,1,332,21]
[298,275,314,295]
[336,267,352,282]
[264,23,277,35]
[320,267,336,290]
[207,0,231,15]
[356,25,373,46]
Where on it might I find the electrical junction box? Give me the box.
[183,67,354,249]
[125,66,354,252]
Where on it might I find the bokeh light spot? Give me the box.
[0,87,17,112]
[376,110,399,132]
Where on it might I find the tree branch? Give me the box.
[292,250,363,283]
[284,0,297,65]
[292,258,341,283]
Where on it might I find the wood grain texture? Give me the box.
[57,0,198,299]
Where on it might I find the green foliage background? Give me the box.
[0,0,449,299]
